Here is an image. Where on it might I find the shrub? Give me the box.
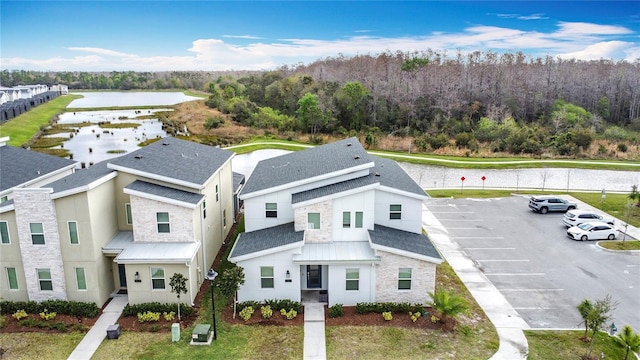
[123,302,192,317]
[239,306,254,321]
[12,309,28,320]
[328,304,344,318]
[163,311,175,322]
[431,315,440,323]
[382,312,393,321]
[618,143,628,152]
[265,299,302,313]
[409,311,421,322]
[39,309,57,321]
[137,311,161,323]
[237,301,260,311]
[1,300,99,318]
[260,305,273,319]
[205,116,225,129]
[281,309,297,320]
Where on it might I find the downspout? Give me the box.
[371,262,376,302]
[201,195,207,284]
[219,169,225,245]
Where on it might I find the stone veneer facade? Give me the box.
[294,199,332,242]
[130,195,195,242]
[374,250,436,304]
[13,189,67,301]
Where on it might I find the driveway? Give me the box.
[424,195,640,331]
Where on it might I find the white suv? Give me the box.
[562,210,614,228]
[528,196,577,214]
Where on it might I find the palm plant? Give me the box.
[614,325,640,360]
[428,288,468,323]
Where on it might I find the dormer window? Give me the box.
[389,204,402,220]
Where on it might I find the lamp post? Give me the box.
[204,268,218,340]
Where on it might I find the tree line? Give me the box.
[2,50,639,157]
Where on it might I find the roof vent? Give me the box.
[134,155,143,159]
[347,143,352,147]
[354,155,360,160]
[375,172,380,177]
[162,142,170,146]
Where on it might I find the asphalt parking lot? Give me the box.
[424,195,640,331]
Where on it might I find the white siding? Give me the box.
[374,191,424,233]
[327,265,374,306]
[331,190,375,241]
[235,248,301,303]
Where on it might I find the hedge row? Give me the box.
[122,302,193,317]
[355,302,425,314]
[237,299,302,313]
[0,300,100,317]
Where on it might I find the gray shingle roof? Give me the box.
[291,155,426,204]
[241,137,372,195]
[229,222,303,259]
[125,180,204,205]
[232,172,245,193]
[48,160,114,194]
[0,145,76,192]
[108,137,233,187]
[369,224,442,261]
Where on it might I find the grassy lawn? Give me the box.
[598,240,640,250]
[0,94,82,146]
[0,332,86,360]
[526,330,627,359]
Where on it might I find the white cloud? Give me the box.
[1,21,636,71]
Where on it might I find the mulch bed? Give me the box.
[1,313,97,333]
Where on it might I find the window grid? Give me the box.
[355,212,363,228]
[75,267,87,290]
[346,268,359,291]
[308,213,320,229]
[68,221,79,245]
[265,203,277,218]
[151,267,165,289]
[0,221,10,244]
[260,266,274,288]
[156,212,170,233]
[37,268,53,291]
[342,212,351,228]
[389,204,402,220]
[7,267,18,290]
[30,223,45,245]
[398,268,412,290]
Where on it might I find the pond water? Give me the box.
[68,91,201,108]
[51,109,171,166]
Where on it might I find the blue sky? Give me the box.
[1,1,639,72]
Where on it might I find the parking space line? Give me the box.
[501,289,564,292]
[513,307,558,310]
[436,219,483,221]
[452,236,505,239]
[466,247,516,250]
[429,211,475,214]
[485,273,545,276]
[476,259,530,262]
[446,227,494,230]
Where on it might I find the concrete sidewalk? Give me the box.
[303,303,326,360]
[422,204,530,359]
[67,294,128,360]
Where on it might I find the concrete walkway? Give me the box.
[67,294,128,360]
[303,303,327,360]
[422,204,530,359]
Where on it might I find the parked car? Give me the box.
[562,210,615,227]
[566,222,619,241]
[529,196,577,214]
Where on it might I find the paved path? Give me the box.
[67,295,128,360]
[303,303,327,360]
[422,204,530,359]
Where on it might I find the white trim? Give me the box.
[124,188,202,209]
[228,241,303,263]
[378,185,428,201]
[50,171,117,199]
[0,202,15,213]
[201,155,234,189]
[150,266,166,290]
[67,221,79,245]
[108,163,205,190]
[0,220,11,245]
[75,267,87,291]
[3,164,76,196]
[240,161,375,200]
[370,243,443,264]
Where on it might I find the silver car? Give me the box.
[566,222,619,241]
[529,196,577,214]
[562,210,615,228]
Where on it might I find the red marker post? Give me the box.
[481,175,486,191]
[460,176,465,194]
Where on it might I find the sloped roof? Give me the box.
[0,145,76,192]
[229,222,303,259]
[103,231,200,263]
[125,180,204,205]
[48,160,114,194]
[292,241,380,264]
[368,224,442,262]
[291,155,426,204]
[108,137,233,188]
[241,137,372,195]
[232,172,245,194]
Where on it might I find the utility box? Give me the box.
[192,324,211,342]
[171,323,180,342]
[106,324,120,339]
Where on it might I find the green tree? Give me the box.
[629,185,640,207]
[614,325,640,360]
[216,266,245,318]
[582,294,617,358]
[429,288,468,324]
[169,273,188,321]
[337,81,370,131]
[577,298,593,339]
[296,93,324,134]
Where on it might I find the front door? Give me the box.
[307,265,321,288]
[118,264,127,287]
